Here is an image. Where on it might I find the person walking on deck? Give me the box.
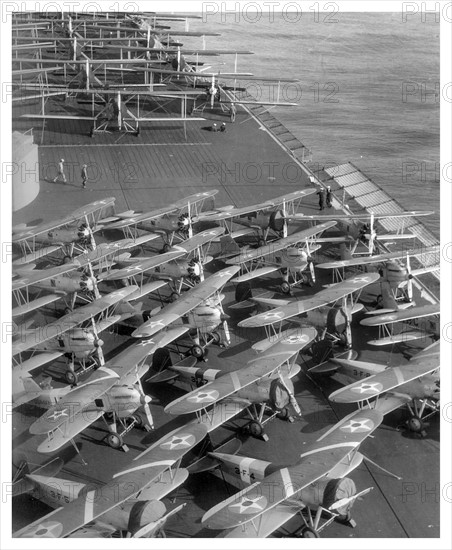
[53,159,66,183]
[317,187,326,211]
[326,186,332,208]
[81,164,88,189]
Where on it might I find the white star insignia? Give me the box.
[160,433,195,450]
[263,311,284,320]
[283,334,308,344]
[352,276,370,283]
[149,320,165,329]
[25,520,63,537]
[217,270,232,278]
[351,382,383,394]
[126,265,142,272]
[137,339,156,347]
[47,409,68,421]
[340,418,373,433]
[229,495,267,514]
[187,389,219,403]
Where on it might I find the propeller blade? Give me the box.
[406,252,413,301]
[135,367,154,429]
[309,260,316,283]
[222,319,231,345]
[278,374,301,416]
[329,487,374,511]
[91,318,105,365]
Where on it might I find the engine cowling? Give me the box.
[269,209,285,233]
[297,477,357,518]
[127,500,166,536]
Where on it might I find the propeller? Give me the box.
[277,373,302,416]
[406,252,414,301]
[135,368,154,430]
[305,241,316,283]
[328,487,374,512]
[90,317,105,366]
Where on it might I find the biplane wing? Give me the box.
[226,222,336,266]
[12,286,138,355]
[12,198,116,244]
[99,249,186,281]
[329,341,440,404]
[12,263,82,292]
[28,334,180,453]
[317,245,440,270]
[164,328,317,416]
[132,266,240,338]
[105,190,218,231]
[14,422,208,538]
[202,408,383,530]
[238,273,380,328]
[284,210,435,222]
[361,303,440,326]
[196,190,316,223]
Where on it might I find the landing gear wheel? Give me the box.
[62,255,72,265]
[65,370,77,385]
[248,420,264,438]
[170,291,180,303]
[107,432,124,449]
[258,238,266,248]
[280,281,291,295]
[64,307,73,315]
[161,243,171,253]
[276,407,290,420]
[89,127,94,138]
[190,345,204,359]
[135,127,140,137]
[407,415,424,433]
[211,331,221,345]
[298,526,320,538]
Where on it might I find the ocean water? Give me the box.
[182,12,440,237]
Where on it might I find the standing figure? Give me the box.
[53,159,66,183]
[317,187,325,211]
[326,186,332,207]
[81,164,88,189]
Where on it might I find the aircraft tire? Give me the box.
[407,415,424,433]
[107,432,124,449]
[248,420,264,438]
[65,370,77,385]
[170,292,180,303]
[276,407,290,420]
[280,281,291,295]
[298,526,320,538]
[191,345,204,359]
[211,331,221,344]
[258,238,266,248]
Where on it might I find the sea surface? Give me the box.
[181,12,440,238]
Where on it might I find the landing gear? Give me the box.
[406,415,425,435]
[257,238,266,248]
[160,243,171,253]
[65,370,77,385]
[280,281,291,295]
[211,331,221,345]
[107,432,124,450]
[190,345,204,359]
[297,527,320,538]
[276,407,291,420]
[170,291,180,303]
[248,420,264,438]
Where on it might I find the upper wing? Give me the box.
[329,345,440,403]
[29,367,120,436]
[99,249,186,281]
[175,227,225,254]
[165,327,317,415]
[226,222,336,265]
[132,266,240,338]
[361,303,440,326]
[284,210,434,222]
[317,245,439,270]
[13,198,116,243]
[202,408,383,530]
[14,423,208,538]
[239,273,380,328]
[12,263,79,291]
[13,286,137,355]
[196,201,276,222]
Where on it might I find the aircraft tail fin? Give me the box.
[210,234,242,259]
[12,457,65,497]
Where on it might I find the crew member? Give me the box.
[81,164,88,189]
[326,186,332,207]
[53,159,66,183]
[317,187,325,211]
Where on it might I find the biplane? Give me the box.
[14,422,208,538]
[328,341,440,435]
[238,273,380,349]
